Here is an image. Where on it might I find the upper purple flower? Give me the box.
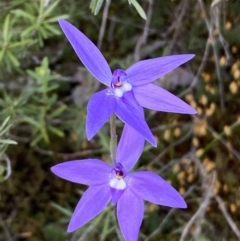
[59,19,197,147]
[51,125,187,241]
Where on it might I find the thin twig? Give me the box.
[134,0,154,61]
[97,0,111,49]
[179,40,210,97]
[215,195,240,239]
[211,4,231,63]
[167,0,189,52]
[33,146,105,159]
[198,0,225,111]
[179,171,216,241]
[148,125,194,169]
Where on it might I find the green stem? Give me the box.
[110,114,117,164]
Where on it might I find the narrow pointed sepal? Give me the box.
[58,19,112,86]
[133,83,197,114]
[117,188,144,241]
[116,125,145,171]
[115,93,156,147]
[67,185,111,232]
[129,171,187,208]
[125,54,195,86]
[86,89,116,140]
[51,159,111,185]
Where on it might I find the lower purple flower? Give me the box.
[51,126,187,241]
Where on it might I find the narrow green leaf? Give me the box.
[42,0,60,18]
[3,15,10,42]
[7,51,20,67]
[48,126,64,137]
[90,0,97,12]
[0,139,17,145]
[30,134,42,146]
[94,0,104,15]
[49,105,66,119]
[21,25,36,38]
[23,116,41,128]
[131,0,147,20]
[9,39,34,48]
[45,15,69,23]
[39,26,48,39]
[51,202,72,217]
[0,117,10,131]
[12,9,35,21]
[41,127,49,143]
[43,23,61,35]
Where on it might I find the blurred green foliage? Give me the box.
[0,0,240,241]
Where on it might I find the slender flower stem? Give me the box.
[110,114,117,164]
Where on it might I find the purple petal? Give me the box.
[116,125,144,171]
[129,171,187,208]
[117,188,144,241]
[59,19,112,86]
[115,92,156,147]
[86,89,116,140]
[124,54,195,86]
[111,188,124,205]
[51,159,111,186]
[133,83,197,114]
[68,184,111,232]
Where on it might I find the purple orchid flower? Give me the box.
[51,125,187,241]
[59,19,197,146]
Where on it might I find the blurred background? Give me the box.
[0,0,240,240]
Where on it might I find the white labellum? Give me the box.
[109,178,127,190]
[122,83,132,92]
[114,88,123,97]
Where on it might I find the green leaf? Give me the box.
[131,0,147,20]
[12,9,35,21]
[42,0,60,18]
[0,117,11,131]
[30,134,43,146]
[45,15,69,23]
[9,39,34,48]
[0,139,17,145]
[48,126,64,137]
[51,202,72,217]
[39,26,48,39]
[7,51,20,67]
[22,116,41,128]
[43,23,61,35]
[49,105,66,119]
[94,0,104,15]
[3,14,10,42]
[90,0,98,12]
[41,126,49,143]
[21,25,36,38]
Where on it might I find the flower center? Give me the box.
[110,69,132,97]
[109,163,127,190]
